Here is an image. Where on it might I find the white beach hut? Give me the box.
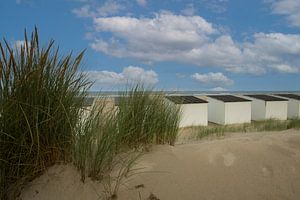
[83,97,95,108]
[245,95,288,120]
[207,95,252,125]
[165,96,208,127]
[80,97,95,120]
[275,94,300,118]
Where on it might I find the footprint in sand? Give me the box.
[223,152,236,167]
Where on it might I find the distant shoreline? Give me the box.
[87,90,300,97]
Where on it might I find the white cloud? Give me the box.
[72,5,94,18]
[240,33,300,74]
[91,12,217,59]
[269,0,300,27]
[136,0,147,7]
[72,0,124,18]
[90,12,300,75]
[181,3,196,16]
[271,64,299,73]
[13,40,31,52]
[14,40,26,49]
[122,66,158,85]
[85,66,158,88]
[210,87,228,91]
[191,72,234,87]
[202,0,229,13]
[96,0,124,17]
[87,70,124,85]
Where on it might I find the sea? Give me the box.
[87,91,300,97]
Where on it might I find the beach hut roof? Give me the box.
[165,96,208,104]
[246,94,287,101]
[83,97,95,107]
[207,95,251,102]
[275,94,300,101]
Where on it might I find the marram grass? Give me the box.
[0,28,90,199]
[74,86,181,180]
[193,118,300,140]
[73,87,181,199]
[116,85,181,147]
[74,99,119,182]
[0,28,181,200]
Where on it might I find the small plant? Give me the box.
[287,118,300,129]
[102,152,142,199]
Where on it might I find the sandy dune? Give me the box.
[21,129,300,200]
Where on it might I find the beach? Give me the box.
[20,129,300,200]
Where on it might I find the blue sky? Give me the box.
[1,0,300,91]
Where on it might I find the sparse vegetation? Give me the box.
[192,118,300,140]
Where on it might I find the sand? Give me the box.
[20,129,300,200]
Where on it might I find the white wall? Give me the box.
[180,104,208,127]
[80,106,92,124]
[250,99,266,120]
[298,101,300,118]
[208,98,225,125]
[287,99,300,118]
[224,102,251,124]
[265,101,287,120]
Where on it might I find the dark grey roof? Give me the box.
[208,95,251,102]
[275,94,300,100]
[83,97,95,107]
[165,96,208,104]
[245,94,287,101]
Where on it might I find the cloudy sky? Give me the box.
[1,0,300,91]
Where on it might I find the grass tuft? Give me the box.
[116,85,181,147]
[73,85,181,199]
[0,28,90,199]
[74,99,118,182]
[193,118,300,140]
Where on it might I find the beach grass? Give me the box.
[0,28,90,199]
[193,118,300,140]
[74,100,118,182]
[0,31,181,200]
[4,27,300,200]
[73,85,181,178]
[116,85,181,147]
[73,100,142,199]
[73,86,181,198]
